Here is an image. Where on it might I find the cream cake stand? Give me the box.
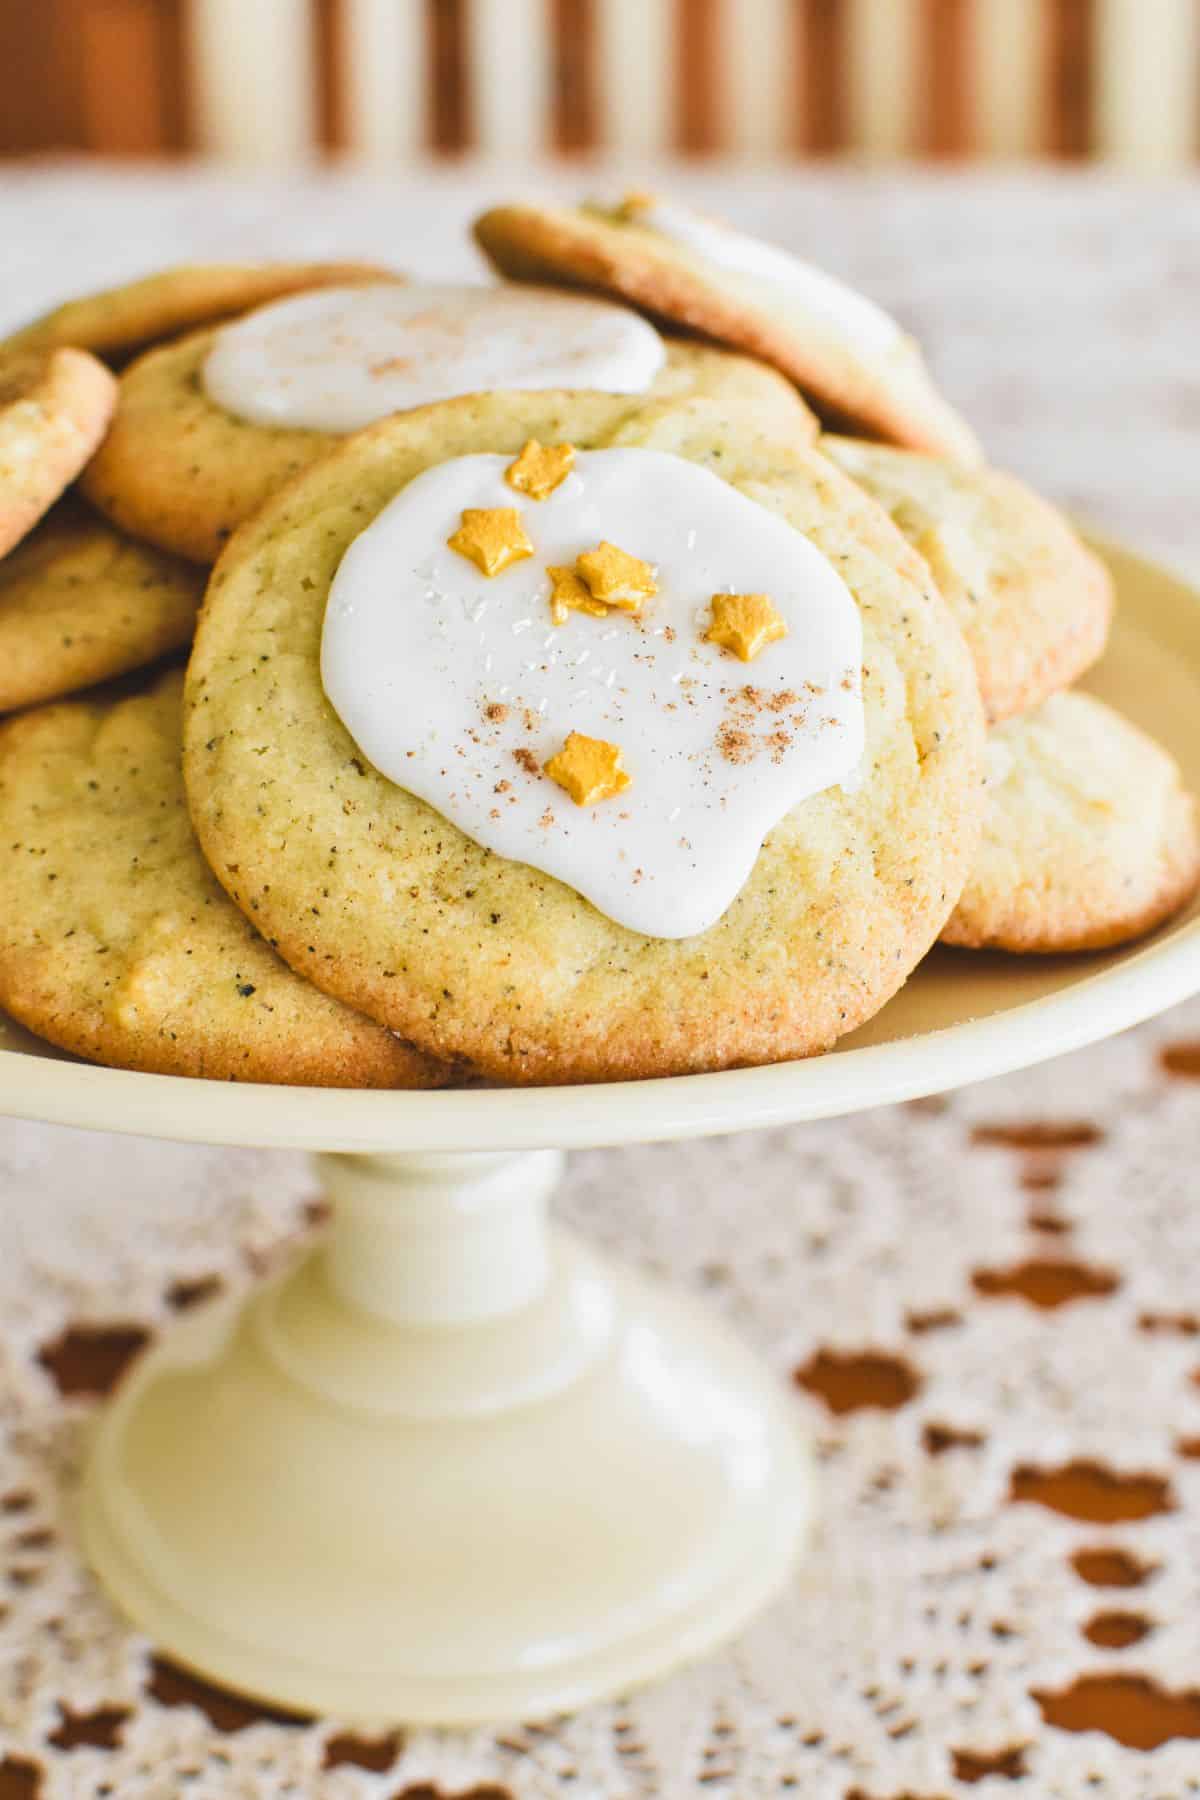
[1,538,1198,1728]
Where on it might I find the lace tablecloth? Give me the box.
[1,160,1199,1800]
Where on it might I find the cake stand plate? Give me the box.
[2,537,1199,1726]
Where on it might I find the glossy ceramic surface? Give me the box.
[82,1149,814,1723]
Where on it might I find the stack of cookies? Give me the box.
[0,196,1195,1086]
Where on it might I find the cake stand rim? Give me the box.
[0,912,1196,1153]
[1,530,1197,1154]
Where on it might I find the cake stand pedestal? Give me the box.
[81,1146,811,1724]
[1,537,1198,1725]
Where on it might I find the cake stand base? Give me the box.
[81,1148,813,1725]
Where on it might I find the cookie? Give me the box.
[943,691,1200,953]
[184,389,985,1085]
[82,323,817,565]
[0,669,445,1085]
[0,499,203,713]
[0,347,116,557]
[822,437,1113,724]
[1,261,398,363]
[474,196,979,462]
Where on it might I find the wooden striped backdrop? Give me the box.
[2,0,1198,167]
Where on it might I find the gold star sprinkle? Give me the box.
[505,439,576,501]
[705,592,789,662]
[544,732,631,807]
[547,564,609,626]
[576,541,658,614]
[447,507,533,577]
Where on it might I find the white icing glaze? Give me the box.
[203,283,666,433]
[322,449,864,939]
[632,199,903,361]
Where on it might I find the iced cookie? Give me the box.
[0,669,445,1085]
[184,390,984,1085]
[823,436,1113,724]
[1,260,398,363]
[0,347,116,557]
[474,196,979,462]
[944,692,1199,953]
[81,283,816,563]
[0,499,203,713]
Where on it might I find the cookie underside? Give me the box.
[473,202,980,464]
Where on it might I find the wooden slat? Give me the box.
[800,0,848,153]
[551,0,598,152]
[188,0,316,162]
[468,0,549,155]
[721,0,793,155]
[920,0,972,155]
[973,0,1041,157]
[789,0,808,153]
[9,0,1191,171]
[1044,0,1095,157]
[596,0,672,153]
[315,0,350,151]
[846,0,917,157]
[428,0,471,151]
[341,0,425,158]
[0,0,76,151]
[676,0,721,153]
[74,0,187,154]
[1094,0,1198,169]
[158,0,190,150]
